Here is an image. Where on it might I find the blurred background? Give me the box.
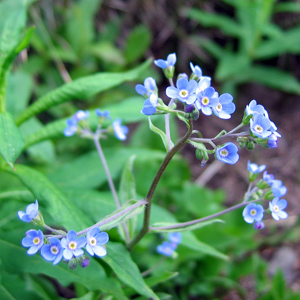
[7,0,300,299]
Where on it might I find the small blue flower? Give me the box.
[154,53,177,69]
[74,110,89,121]
[269,197,288,221]
[157,241,176,257]
[271,180,287,198]
[250,113,272,138]
[41,238,64,265]
[86,228,109,257]
[263,171,275,185]
[64,118,78,137]
[253,221,265,230]
[166,78,197,104]
[96,109,110,119]
[216,142,239,165]
[243,203,264,224]
[18,200,39,223]
[112,119,129,141]
[245,100,266,116]
[247,161,266,173]
[190,62,203,78]
[141,94,158,115]
[22,229,44,255]
[213,93,236,119]
[168,232,182,245]
[195,87,219,115]
[61,230,86,260]
[135,77,157,97]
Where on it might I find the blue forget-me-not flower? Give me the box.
[41,238,64,265]
[243,203,264,224]
[247,161,266,173]
[18,200,39,223]
[154,53,177,69]
[22,229,44,255]
[135,77,157,97]
[112,119,129,141]
[216,142,239,165]
[166,78,197,104]
[86,228,109,257]
[195,87,219,115]
[61,230,86,260]
[269,197,288,221]
[142,94,158,116]
[212,93,236,119]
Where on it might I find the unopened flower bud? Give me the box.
[68,258,78,270]
[177,73,188,80]
[163,66,175,79]
[254,221,265,230]
[237,137,248,148]
[264,189,274,200]
[81,257,90,268]
[246,141,255,151]
[256,179,269,189]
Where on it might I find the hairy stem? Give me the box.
[149,198,265,231]
[93,136,130,243]
[127,120,193,251]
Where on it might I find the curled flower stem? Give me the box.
[127,120,194,251]
[149,198,266,231]
[93,135,131,243]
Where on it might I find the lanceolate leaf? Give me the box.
[103,242,159,300]
[15,59,152,125]
[4,164,91,231]
[148,117,174,151]
[0,112,24,168]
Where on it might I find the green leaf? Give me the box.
[271,269,286,300]
[99,200,145,232]
[119,155,137,238]
[103,242,159,300]
[4,164,91,231]
[0,231,127,299]
[23,96,146,148]
[15,59,152,125]
[20,118,56,163]
[145,271,178,287]
[151,219,225,233]
[185,8,241,38]
[0,112,24,168]
[246,65,300,95]
[124,25,152,63]
[6,71,33,118]
[47,148,165,190]
[274,2,300,13]
[148,117,174,151]
[147,204,228,260]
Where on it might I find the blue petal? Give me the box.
[41,245,55,261]
[166,86,178,98]
[167,53,176,66]
[154,59,168,69]
[135,84,147,95]
[95,232,109,245]
[142,105,156,115]
[67,230,77,242]
[93,245,107,257]
[177,78,188,90]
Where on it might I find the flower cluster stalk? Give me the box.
[128,120,193,251]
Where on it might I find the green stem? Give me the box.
[149,198,265,231]
[93,135,131,243]
[127,120,193,251]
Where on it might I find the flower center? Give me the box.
[216,103,222,112]
[201,97,210,106]
[274,205,279,212]
[68,241,77,250]
[179,89,188,98]
[51,246,59,254]
[90,237,97,246]
[33,237,40,245]
[219,149,228,157]
[254,125,263,133]
[250,209,257,216]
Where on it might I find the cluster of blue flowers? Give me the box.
[135,53,280,166]
[156,232,182,257]
[136,53,236,121]
[245,100,281,148]
[243,162,288,229]
[18,201,109,268]
[63,109,128,141]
